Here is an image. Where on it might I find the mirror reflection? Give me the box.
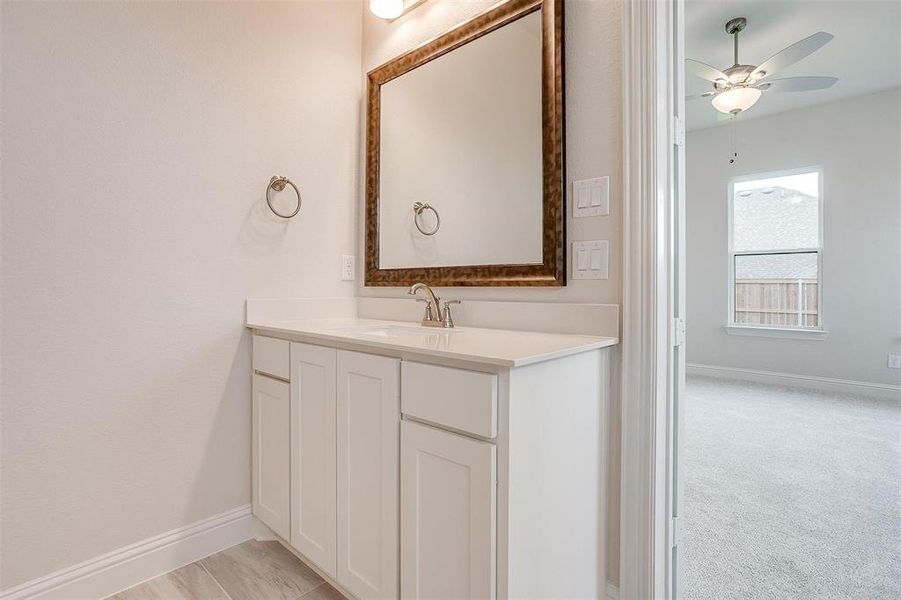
[377,10,543,269]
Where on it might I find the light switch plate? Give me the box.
[571,240,609,280]
[888,354,901,369]
[572,176,610,218]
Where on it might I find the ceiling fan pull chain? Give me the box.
[729,120,739,165]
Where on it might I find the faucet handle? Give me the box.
[415,298,435,322]
[442,299,462,328]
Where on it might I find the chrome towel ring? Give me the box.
[266,175,302,219]
[412,201,440,236]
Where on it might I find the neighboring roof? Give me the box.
[735,252,817,280]
[733,186,818,251]
[732,186,819,279]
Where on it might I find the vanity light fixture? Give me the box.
[369,0,427,21]
[369,0,403,19]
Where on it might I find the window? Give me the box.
[728,168,823,331]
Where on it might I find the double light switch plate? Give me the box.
[572,176,610,217]
[572,240,609,280]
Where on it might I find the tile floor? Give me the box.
[108,540,347,600]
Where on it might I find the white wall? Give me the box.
[687,88,901,386]
[0,0,362,590]
[360,0,624,585]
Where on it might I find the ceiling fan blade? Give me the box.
[758,76,838,92]
[750,32,833,80]
[686,91,716,101]
[686,59,728,82]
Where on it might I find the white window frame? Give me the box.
[725,166,826,339]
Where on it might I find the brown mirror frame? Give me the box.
[364,0,564,287]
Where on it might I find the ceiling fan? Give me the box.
[686,17,838,115]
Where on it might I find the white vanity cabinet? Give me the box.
[335,350,400,600]
[398,355,609,600]
[289,343,338,578]
[256,338,400,600]
[250,324,613,600]
[251,335,292,541]
[401,420,497,599]
[251,373,291,541]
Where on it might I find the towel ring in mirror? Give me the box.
[266,175,302,219]
[412,201,440,236]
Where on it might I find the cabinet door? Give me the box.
[401,421,496,600]
[252,373,290,540]
[290,343,338,578]
[336,351,400,600]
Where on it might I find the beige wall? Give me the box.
[1,0,627,590]
[687,88,901,386]
[0,0,362,589]
[360,0,625,585]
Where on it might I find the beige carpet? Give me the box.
[682,376,900,599]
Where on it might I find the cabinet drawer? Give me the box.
[253,335,289,380]
[402,362,497,438]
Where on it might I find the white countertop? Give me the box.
[247,317,618,368]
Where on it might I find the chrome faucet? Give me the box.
[408,283,460,328]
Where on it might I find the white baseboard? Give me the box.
[606,581,620,600]
[0,505,253,600]
[686,363,901,400]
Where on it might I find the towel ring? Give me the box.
[412,201,440,236]
[266,175,302,219]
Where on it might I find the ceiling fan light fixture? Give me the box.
[712,87,761,114]
[686,19,836,119]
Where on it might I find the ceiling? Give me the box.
[685,0,901,130]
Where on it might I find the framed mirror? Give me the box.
[365,0,564,286]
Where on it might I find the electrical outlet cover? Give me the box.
[341,255,355,281]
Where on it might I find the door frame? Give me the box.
[620,0,683,598]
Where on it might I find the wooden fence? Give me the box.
[734,279,819,327]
